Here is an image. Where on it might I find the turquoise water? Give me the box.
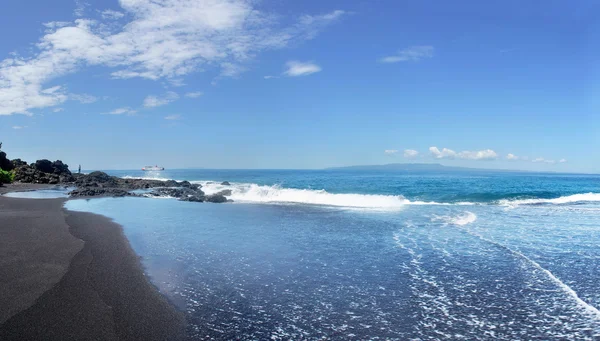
[66,169,600,340]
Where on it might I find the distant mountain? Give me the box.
[325,163,522,172]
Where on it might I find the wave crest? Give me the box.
[499,193,600,207]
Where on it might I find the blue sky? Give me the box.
[0,0,597,172]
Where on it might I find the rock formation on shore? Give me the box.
[69,171,220,202]
[11,159,75,184]
[1,149,231,203]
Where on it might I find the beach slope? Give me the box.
[0,187,185,340]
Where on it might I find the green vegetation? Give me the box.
[0,168,14,184]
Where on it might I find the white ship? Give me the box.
[142,165,165,171]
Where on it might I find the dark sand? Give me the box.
[0,184,186,340]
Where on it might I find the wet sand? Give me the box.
[0,185,185,340]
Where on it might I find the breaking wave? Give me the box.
[118,175,600,209]
[499,193,600,207]
[197,181,446,210]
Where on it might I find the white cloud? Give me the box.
[457,149,497,160]
[143,91,179,108]
[43,21,71,30]
[532,157,557,164]
[430,146,497,160]
[559,159,567,163]
[12,125,27,129]
[404,149,419,158]
[264,75,279,79]
[101,9,124,20]
[0,2,345,115]
[506,153,519,160]
[164,114,181,120]
[74,0,89,17]
[53,107,64,112]
[429,146,456,159]
[379,46,434,63]
[384,149,399,155]
[70,93,97,103]
[104,107,136,115]
[284,61,322,77]
[184,91,203,98]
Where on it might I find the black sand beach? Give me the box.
[0,184,186,340]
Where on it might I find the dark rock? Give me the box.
[215,189,232,196]
[69,187,131,197]
[11,159,27,168]
[0,151,13,171]
[149,187,206,200]
[86,171,113,183]
[205,194,228,203]
[179,195,205,202]
[221,181,231,186]
[34,159,54,173]
[52,160,70,174]
[164,180,178,187]
[175,180,201,190]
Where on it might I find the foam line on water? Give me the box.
[432,211,478,226]
[458,227,600,321]
[197,181,475,210]
[499,193,600,207]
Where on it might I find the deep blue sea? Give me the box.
[63,169,600,340]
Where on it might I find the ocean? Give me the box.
[64,169,600,340]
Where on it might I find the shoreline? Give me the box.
[0,186,186,340]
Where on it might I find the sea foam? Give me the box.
[432,211,478,226]
[199,181,419,209]
[499,193,600,207]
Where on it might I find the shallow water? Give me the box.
[4,186,74,199]
[65,169,600,340]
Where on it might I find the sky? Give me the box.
[0,0,598,172]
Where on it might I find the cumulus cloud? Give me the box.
[12,125,27,129]
[458,149,497,160]
[430,146,497,161]
[0,1,345,115]
[284,61,322,77]
[404,149,419,158]
[104,107,136,115]
[384,149,399,155]
[184,91,203,98]
[164,114,181,120]
[53,107,64,112]
[506,153,519,161]
[143,91,179,108]
[429,146,457,159]
[379,45,434,63]
[559,159,567,163]
[264,75,279,79]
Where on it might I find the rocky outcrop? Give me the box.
[221,181,231,186]
[0,151,13,171]
[205,194,228,203]
[147,187,206,202]
[11,159,27,168]
[12,159,74,184]
[67,171,216,202]
[69,187,132,198]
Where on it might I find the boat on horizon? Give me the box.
[142,165,165,171]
